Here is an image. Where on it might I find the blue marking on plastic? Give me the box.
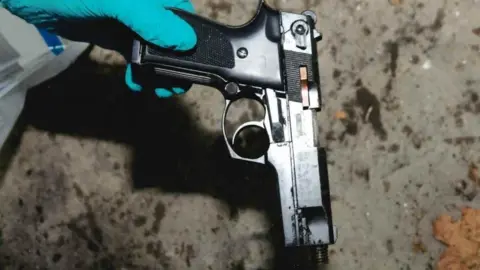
[36,28,65,55]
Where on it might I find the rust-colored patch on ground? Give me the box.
[335,111,348,120]
[433,207,480,270]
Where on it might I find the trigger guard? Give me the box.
[231,121,265,146]
[221,99,267,164]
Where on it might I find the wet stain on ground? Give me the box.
[67,221,101,254]
[342,120,358,139]
[231,261,246,270]
[363,26,372,36]
[354,79,388,140]
[301,0,322,9]
[390,5,446,61]
[411,134,423,149]
[402,125,413,136]
[471,92,479,103]
[382,40,400,111]
[133,216,147,227]
[474,27,480,37]
[339,100,359,140]
[146,241,170,267]
[325,131,335,141]
[383,181,391,193]
[400,125,424,149]
[454,178,477,201]
[410,55,420,65]
[460,90,480,114]
[185,244,196,267]
[450,90,480,130]
[388,144,400,153]
[454,110,463,128]
[430,9,445,32]
[150,201,166,234]
[355,168,370,182]
[444,137,480,145]
[333,69,341,79]
[386,239,394,254]
[330,45,337,61]
[454,179,468,195]
[379,24,389,33]
[52,253,62,263]
[205,1,233,20]
[384,41,399,78]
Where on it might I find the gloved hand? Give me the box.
[0,0,197,98]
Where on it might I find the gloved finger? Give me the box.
[115,2,197,51]
[154,89,173,98]
[164,0,195,13]
[154,87,186,98]
[125,64,143,92]
[125,64,191,97]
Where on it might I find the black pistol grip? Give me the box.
[148,9,236,69]
[131,2,284,94]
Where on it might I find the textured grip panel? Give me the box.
[284,51,314,102]
[146,12,235,69]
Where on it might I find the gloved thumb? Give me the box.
[115,1,197,51]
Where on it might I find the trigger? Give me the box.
[266,88,284,142]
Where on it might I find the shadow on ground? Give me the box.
[1,48,322,269]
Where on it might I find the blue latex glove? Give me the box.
[0,0,197,98]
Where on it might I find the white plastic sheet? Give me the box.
[0,8,89,151]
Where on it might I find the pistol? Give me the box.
[131,0,337,267]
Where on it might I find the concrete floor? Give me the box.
[1,0,480,269]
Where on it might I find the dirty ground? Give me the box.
[1,0,480,269]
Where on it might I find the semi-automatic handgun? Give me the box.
[131,0,337,267]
